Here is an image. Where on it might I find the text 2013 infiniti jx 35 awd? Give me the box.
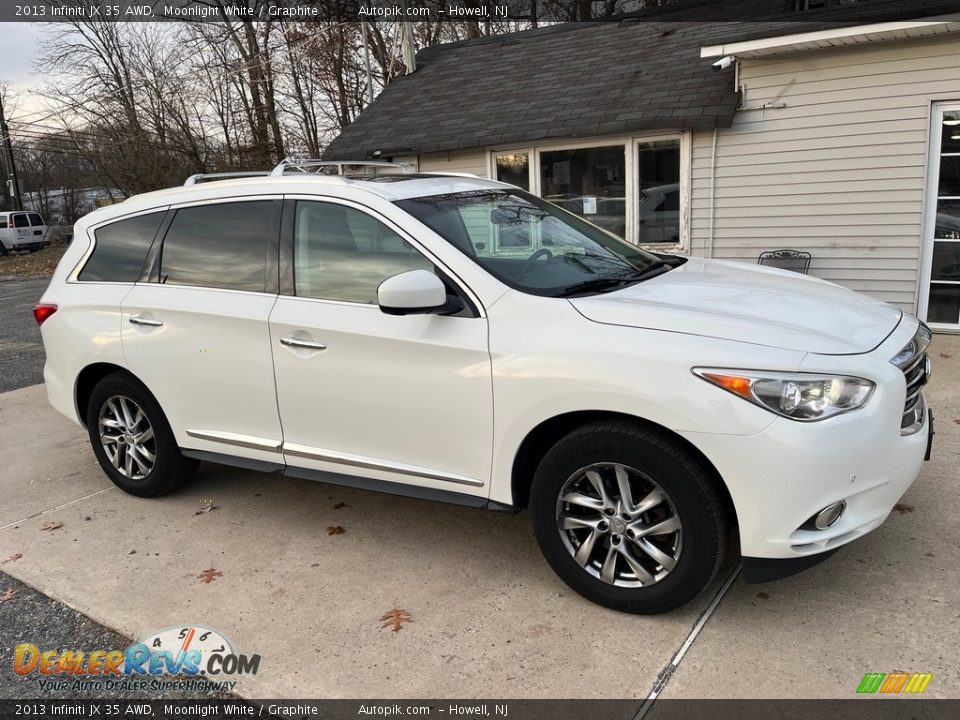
[36,170,933,613]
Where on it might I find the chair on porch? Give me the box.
[758,249,812,274]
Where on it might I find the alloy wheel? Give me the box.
[555,462,683,587]
[98,395,156,480]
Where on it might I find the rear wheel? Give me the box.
[86,373,197,497]
[530,420,728,614]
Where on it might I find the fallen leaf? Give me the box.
[333,502,347,510]
[195,503,218,515]
[939,353,952,359]
[893,503,914,514]
[381,608,413,632]
[40,520,63,532]
[2,553,22,565]
[197,568,223,584]
[953,418,960,425]
[756,591,770,600]
[327,526,345,536]
[0,588,18,604]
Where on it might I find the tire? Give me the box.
[530,420,728,614]
[85,372,198,497]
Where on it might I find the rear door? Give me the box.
[12,213,30,244]
[27,213,47,243]
[121,198,284,464]
[0,214,9,249]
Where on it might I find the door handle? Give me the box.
[280,335,327,351]
[129,314,163,327]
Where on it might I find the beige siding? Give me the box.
[417,148,490,177]
[690,35,960,312]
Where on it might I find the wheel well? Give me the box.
[75,363,130,427]
[510,410,737,525]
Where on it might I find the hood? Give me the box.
[569,257,902,355]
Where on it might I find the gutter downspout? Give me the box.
[708,127,718,259]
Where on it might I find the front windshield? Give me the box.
[396,189,676,297]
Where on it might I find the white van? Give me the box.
[0,211,48,254]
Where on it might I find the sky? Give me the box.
[0,23,48,117]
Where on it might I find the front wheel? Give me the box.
[530,421,728,614]
[86,372,198,497]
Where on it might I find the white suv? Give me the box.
[36,171,933,614]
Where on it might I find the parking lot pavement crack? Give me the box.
[633,563,742,719]
[0,486,115,531]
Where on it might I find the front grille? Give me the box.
[890,324,932,434]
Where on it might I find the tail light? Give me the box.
[33,303,58,325]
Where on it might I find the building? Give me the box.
[24,186,120,225]
[324,17,960,332]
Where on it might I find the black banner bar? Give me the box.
[2,0,958,24]
[1,700,959,720]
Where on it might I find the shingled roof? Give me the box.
[323,21,750,161]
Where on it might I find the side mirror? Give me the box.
[377,270,448,316]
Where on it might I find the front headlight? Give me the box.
[693,369,875,421]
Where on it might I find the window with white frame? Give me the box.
[490,135,684,248]
[636,139,681,245]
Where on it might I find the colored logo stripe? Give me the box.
[880,672,910,693]
[857,673,885,693]
[904,673,934,694]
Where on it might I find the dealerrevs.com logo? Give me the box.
[14,625,260,693]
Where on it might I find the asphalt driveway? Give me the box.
[0,335,957,701]
[0,276,49,394]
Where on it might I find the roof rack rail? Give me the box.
[184,171,271,186]
[270,158,408,177]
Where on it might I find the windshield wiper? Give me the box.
[552,261,672,298]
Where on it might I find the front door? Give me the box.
[269,198,493,498]
[921,103,960,329]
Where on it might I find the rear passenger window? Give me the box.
[28,214,44,226]
[79,212,166,283]
[159,201,275,292]
[13,214,29,228]
[0,219,7,229]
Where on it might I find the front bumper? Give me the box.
[680,320,930,562]
[742,548,841,583]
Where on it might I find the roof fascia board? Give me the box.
[700,17,960,58]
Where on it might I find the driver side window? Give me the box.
[294,201,434,304]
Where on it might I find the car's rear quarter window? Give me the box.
[79,212,166,283]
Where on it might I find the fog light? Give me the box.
[814,501,846,530]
